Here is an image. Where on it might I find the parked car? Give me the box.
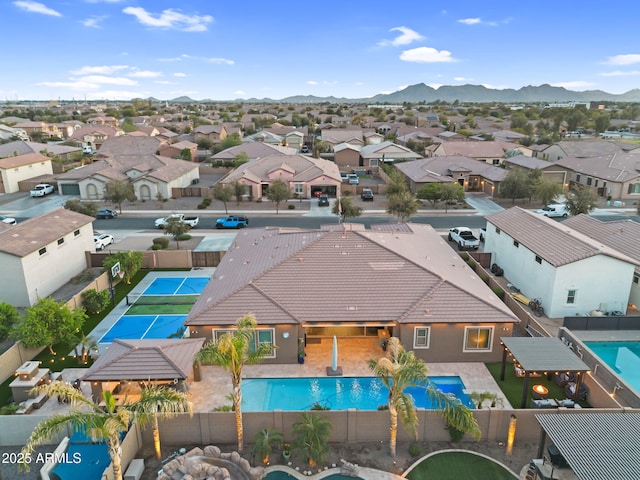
[479,228,486,242]
[318,195,330,206]
[93,233,114,250]
[30,183,54,197]
[155,213,199,229]
[0,215,17,225]
[215,215,249,229]
[448,227,480,250]
[347,174,359,185]
[361,188,374,201]
[340,172,349,183]
[535,204,569,218]
[97,208,118,219]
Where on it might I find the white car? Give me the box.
[535,204,569,218]
[94,233,114,250]
[0,215,17,225]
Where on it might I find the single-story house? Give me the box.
[185,223,518,364]
[0,152,53,193]
[333,143,362,172]
[321,129,364,148]
[0,208,95,306]
[219,153,341,198]
[210,142,297,162]
[394,155,507,195]
[158,140,198,161]
[193,125,227,144]
[0,140,81,162]
[539,140,640,162]
[503,156,569,186]
[484,207,639,318]
[429,141,531,165]
[358,141,422,171]
[95,135,167,157]
[56,153,199,200]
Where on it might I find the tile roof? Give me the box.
[0,141,79,158]
[555,153,640,182]
[0,208,94,257]
[435,141,522,158]
[211,142,296,160]
[222,153,341,184]
[395,155,506,183]
[553,140,640,157]
[485,207,640,267]
[359,141,421,159]
[82,338,205,381]
[186,224,517,327]
[503,156,556,170]
[0,152,50,169]
[97,136,166,156]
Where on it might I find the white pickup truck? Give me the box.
[448,227,480,251]
[30,183,55,197]
[155,213,199,229]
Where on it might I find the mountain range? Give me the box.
[167,83,640,104]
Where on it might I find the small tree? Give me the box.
[213,183,234,214]
[103,251,143,285]
[566,187,599,215]
[387,190,419,222]
[533,177,564,206]
[417,183,444,207]
[0,302,20,341]
[331,197,362,222]
[386,169,408,196]
[64,198,99,217]
[103,180,136,213]
[178,148,192,161]
[253,428,283,464]
[233,181,245,204]
[498,168,531,204]
[11,297,86,355]
[72,331,98,364]
[267,179,290,214]
[162,217,191,249]
[81,289,110,314]
[439,183,465,213]
[292,413,332,466]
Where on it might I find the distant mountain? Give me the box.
[170,96,196,103]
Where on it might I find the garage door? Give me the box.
[60,183,80,195]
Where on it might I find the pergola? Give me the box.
[500,337,590,408]
[535,412,640,480]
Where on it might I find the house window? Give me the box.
[628,183,640,194]
[214,328,275,358]
[369,158,379,167]
[492,159,500,165]
[535,255,542,264]
[586,177,592,186]
[464,326,493,352]
[634,275,639,284]
[74,229,80,236]
[57,238,64,245]
[567,289,577,304]
[513,240,519,248]
[495,227,501,235]
[594,180,599,188]
[38,247,47,256]
[294,184,303,195]
[413,327,430,349]
[576,174,581,183]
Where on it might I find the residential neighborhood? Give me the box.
[0,97,640,480]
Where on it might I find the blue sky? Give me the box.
[3,0,640,101]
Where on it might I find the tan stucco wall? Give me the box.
[0,160,53,193]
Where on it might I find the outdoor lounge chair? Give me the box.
[564,381,588,401]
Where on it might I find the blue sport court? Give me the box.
[143,276,210,295]
[99,315,187,343]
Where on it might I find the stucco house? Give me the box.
[484,207,638,318]
[429,141,531,165]
[210,142,297,162]
[185,223,518,364]
[219,153,341,198]
[56,153,199,199]
[193,125,227,144]
[333,143,362,172]
[0,152,53,193]
[539,140,639,162]
[0,208,95,307]
[68,125,125,152]
[503,156,569,186]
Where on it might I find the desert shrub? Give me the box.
[81,289,110,315]
[153,237,170,248]
[202,198,212,205]
[151,244,163,250]
[459,252,469,261]
[197,203,207,209]
[288,204,296,210]
[447,424,465,442]
[408,442,422,457]
[479,273,490,284]
[177,233,191,241]
[492,287,505,299]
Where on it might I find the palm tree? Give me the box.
[20,383,191,480]
[128,384,193,460]
[368,337,481,457]
[292,412,332,466]
[252,427,283,464]
[195,314,271,453]
[72,331,98,364]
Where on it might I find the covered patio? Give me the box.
[499,337,590,408]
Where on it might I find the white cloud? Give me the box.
[354,81,365,86]
[605,54,640,66]
[454,77,473,82]
[84,0,122,3]
[75,75,138,86]
[154,80,177,85]
[550,81,596,90]
[234,90,246,96]
[70,65,130,75]
[306,81,319,86]
[378,26,424,47]
[81,16,106,28]
[90,90,151,100]
[122,7,213,32]
[173,72,187,77]
[129,70,162,78]
[600,70,640,77]
[14,1,62,16]
[458,18,481,25]
[37,80,100,90]
[400,47,457,63]
[207,58,234,65]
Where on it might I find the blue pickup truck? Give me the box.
[215,215,249,229]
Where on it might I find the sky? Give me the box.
[3,0,640,102]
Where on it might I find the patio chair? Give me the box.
[564,381,588,401]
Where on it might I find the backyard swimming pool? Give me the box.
[241,376,473,411]
[584,340,640,394]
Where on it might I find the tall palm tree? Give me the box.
[128,384,193,460]
[195,314,271,453]
[368,337,481,457]
[20,382,191,480]
[292,412,332,466]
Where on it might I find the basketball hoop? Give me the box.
[116,271,125,280]
[111,261,121,279]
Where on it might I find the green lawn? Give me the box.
[124,294,198,315]
[405,451,517,480]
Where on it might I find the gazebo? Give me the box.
[82,338,205,402]
[534,412,640,480]
[500,337,590,408]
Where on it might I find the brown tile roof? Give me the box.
[186,224,516,327]
[555,153,640,182]
[485,207,640,268]
[0,152,50,169]
[211,142,296,160]
[82,338,205,381]
[435,141,522,158]
[0,208,94,257]
[222,154,341,184]
[395,155,506,183]
[553,140,640,157]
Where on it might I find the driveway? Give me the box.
[463,193,504,216]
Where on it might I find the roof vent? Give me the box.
[346,306,358,311]
[298,257,304,262]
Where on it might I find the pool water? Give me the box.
[584,341,640,393]
[241,376,473,411]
